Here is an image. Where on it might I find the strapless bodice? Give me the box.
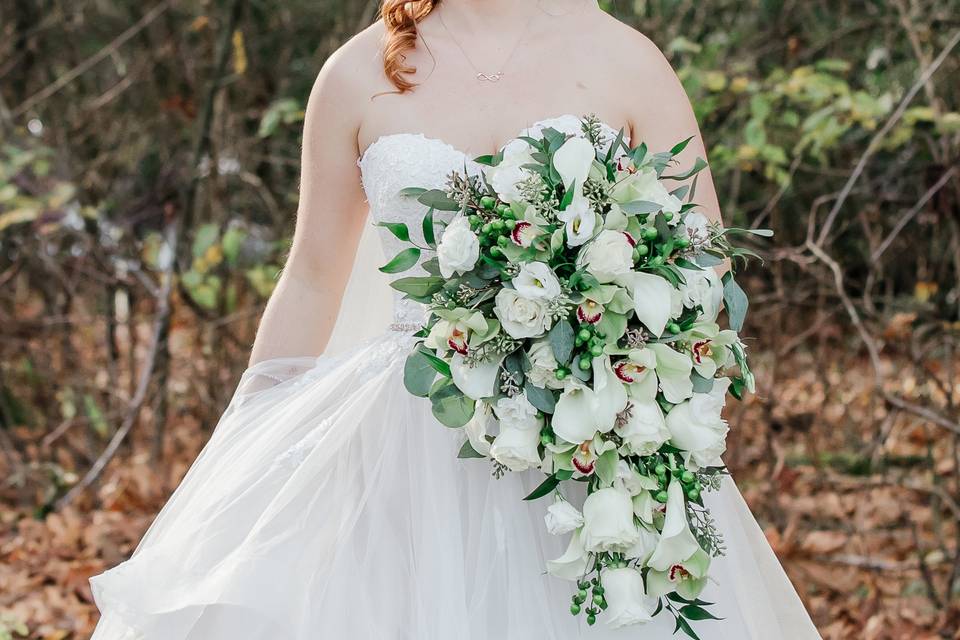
[356,114,625,330]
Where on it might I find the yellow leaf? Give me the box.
[232,30,247,76]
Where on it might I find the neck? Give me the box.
[439,0,585,30]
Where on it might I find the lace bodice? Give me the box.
[357,114,624,329]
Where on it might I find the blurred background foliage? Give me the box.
[1,0,959,638]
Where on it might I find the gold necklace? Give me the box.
[437,7,538,82]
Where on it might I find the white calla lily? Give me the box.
[450,354,503,400]
[546,529,588,580]
[553,137,596,190]
[648,479,703,573]
[552,357,628,445]
[601,567,655,628]
[622,271,674,337]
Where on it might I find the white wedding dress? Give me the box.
[89,115,821,639]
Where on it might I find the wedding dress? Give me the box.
[88,114,821,639]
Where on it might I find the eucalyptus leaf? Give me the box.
[525,380,556,414]
[457,439,486,459]
[722,272,749,332]
[547,319,575,365]
[389,276,444,298]
[417,189,461,211]
[403,348,437,397]
[430,382,476,428]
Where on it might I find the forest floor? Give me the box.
[1,335,958,640]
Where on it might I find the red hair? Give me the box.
[380,0,440,92]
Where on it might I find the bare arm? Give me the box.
[249,51,369,365]
[624,34,730,277]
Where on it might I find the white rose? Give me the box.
[557,193,596,247]
[544,498,584,535]
[513,261,562,299]
[494,288,552,339]
[553,136,596,190]
[610,168,682,220]
[678,266,723,323]
[578,229,635,283]
[437,216,480,278]
[487,139,534,203]
[489,420,543,472]
[580,487,640,553]
[526,340,564,390]
[492,392,539,429]
[615,399,670,457]
[601,567,655,628]
[665,378,730,470]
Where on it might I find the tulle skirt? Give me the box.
[88,330,821,639]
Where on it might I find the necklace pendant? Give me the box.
[476,71,503,82]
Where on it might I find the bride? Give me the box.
[89,1,822,638]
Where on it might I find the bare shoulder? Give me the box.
[310,21,387,102]
[584,9,677,81]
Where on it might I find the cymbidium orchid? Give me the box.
[558,194,597,247]
[687,322,738,379]
[646,480,711,600]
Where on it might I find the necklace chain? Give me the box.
[437,7,538,83]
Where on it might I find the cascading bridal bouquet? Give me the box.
[378,115,770,637]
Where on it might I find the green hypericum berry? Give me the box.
[446,301,456,310]
[468,214,481,227]
[681,470,695,484]
[663,212,674,222]
[505,219,517,230]
[480,196,496,209]
[590,345,603,357]
[587,614,597,626]
[497,203,511,215]
[636,244,649,256]
[668,322,682,334]
[643,228,658,241]
[491,219,505,231]
[578,357,592,371]
[654,463,667,476]
[593,585,604,596]
[570,604,581,616]
[676,237,690,248]
[655,490,669,503]
[687,487,701,501]
[481,223,492,234]
[577,328,591,342]
[490,246,503,257]
[577,589,588,600]
[592,594,604,606]
[497,235,509,248]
